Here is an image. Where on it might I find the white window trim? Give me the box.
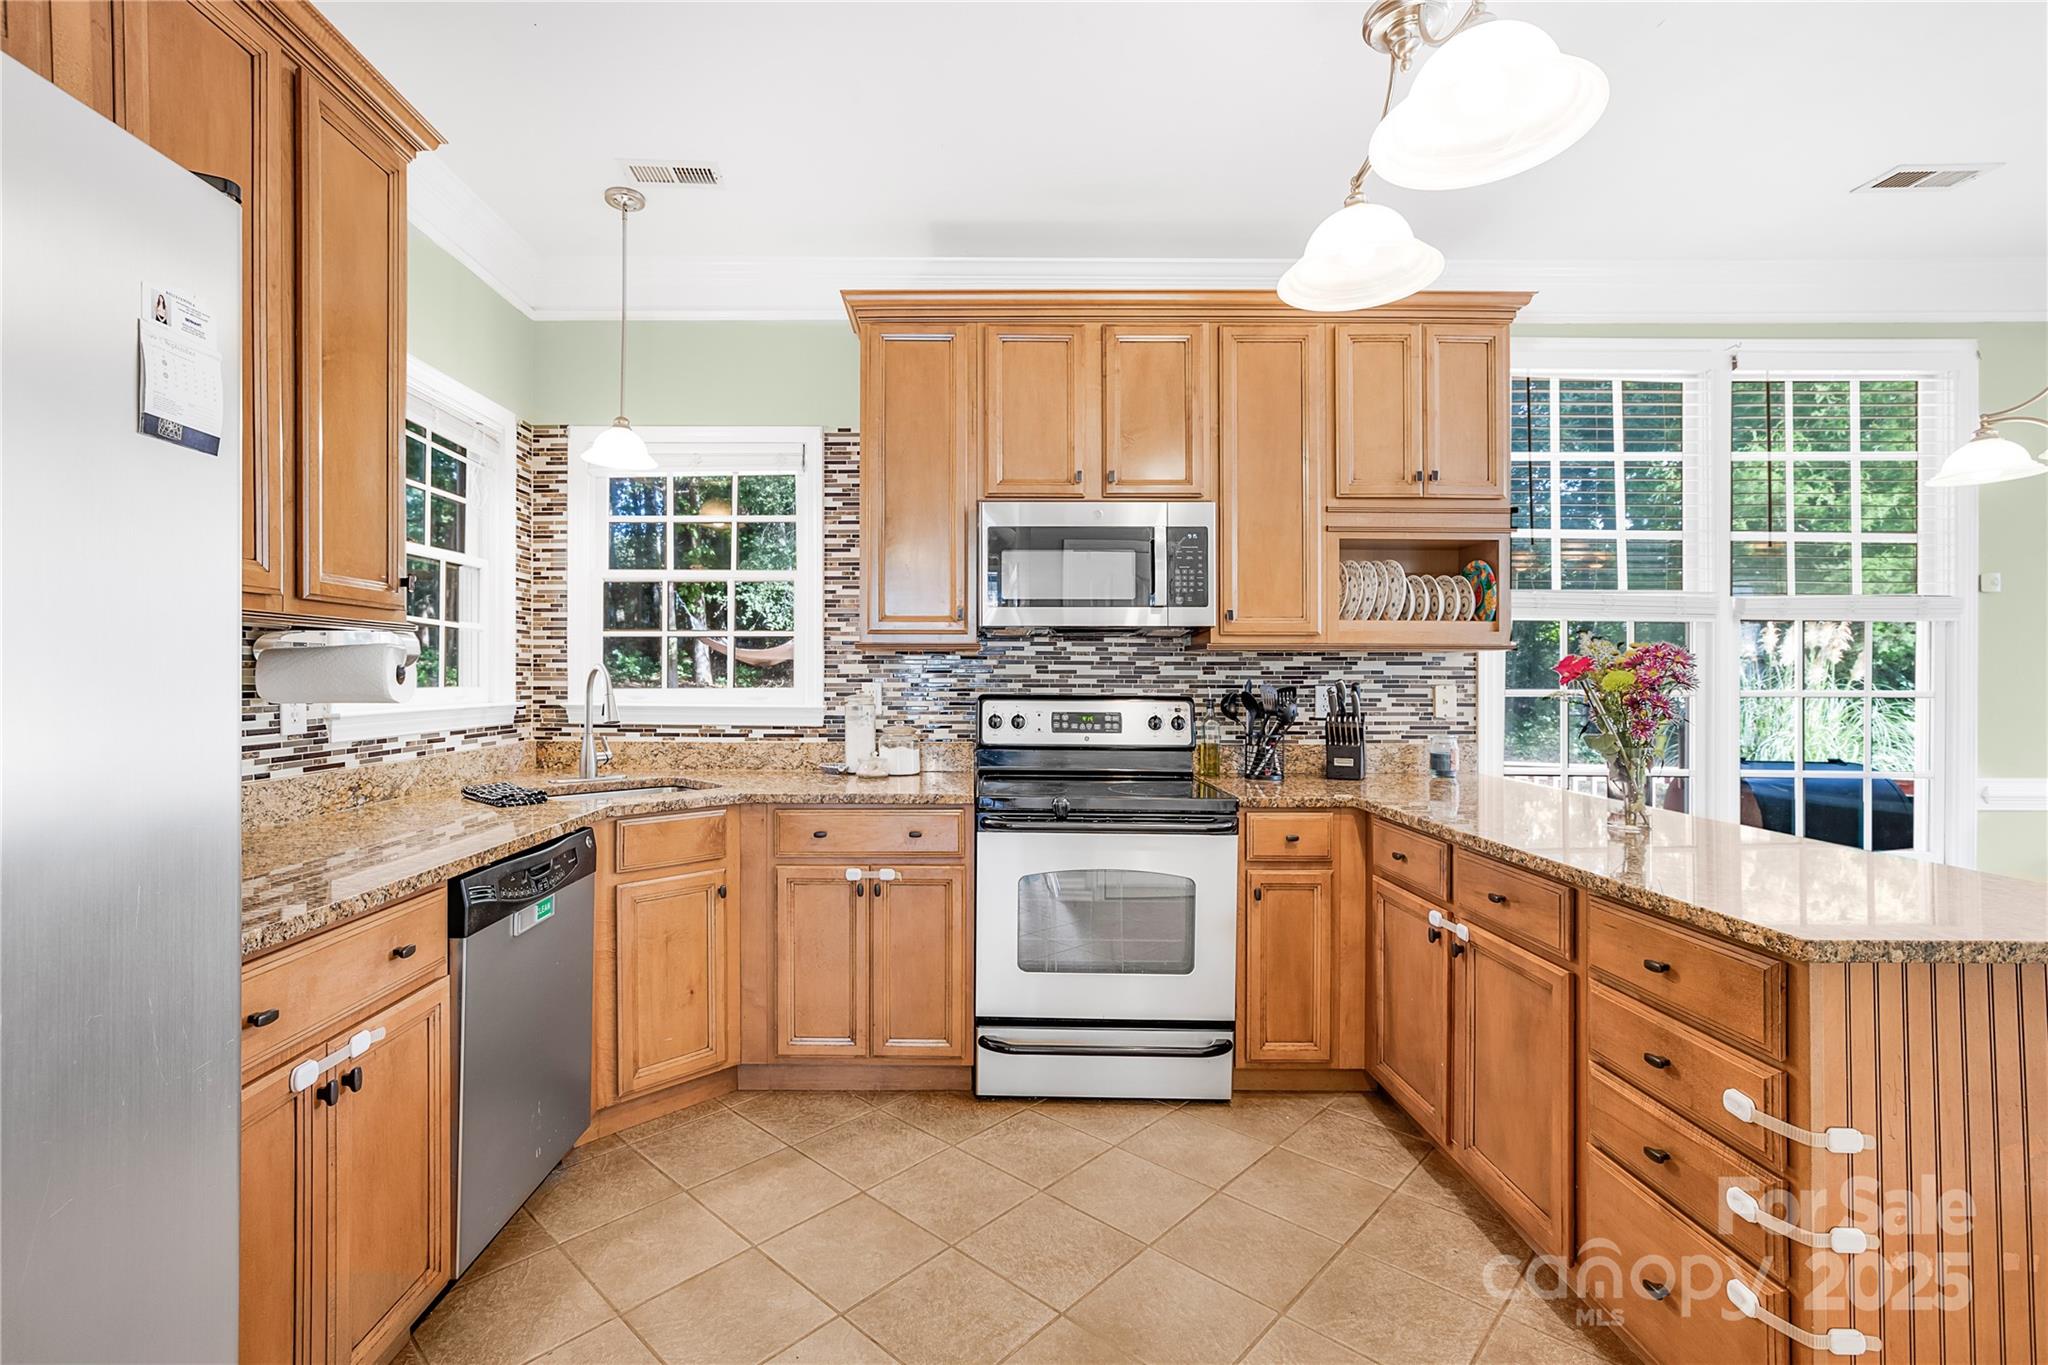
[1480,338,1979,866]
[567,425,826,726]
[329,358,520,743]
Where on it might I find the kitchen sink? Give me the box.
[543,775,720,798]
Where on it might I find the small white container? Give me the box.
[877,726,922,776]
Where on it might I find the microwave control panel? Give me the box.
[1164,527,1210,607]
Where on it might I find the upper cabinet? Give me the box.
[13,0,441,623]
[844,291,1530,653]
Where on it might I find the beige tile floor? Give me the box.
[398,1090,1634,1365]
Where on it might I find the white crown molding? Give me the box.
[1978,778,2048,812]
[410,167,2048,326]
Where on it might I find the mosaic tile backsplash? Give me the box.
[242,425,1477,782]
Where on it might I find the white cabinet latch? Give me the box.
[1723,1088,1871,1154]
[1724,1186,1871,1255]
[1727,1281,1880,1357]
[287,1026,387,1094]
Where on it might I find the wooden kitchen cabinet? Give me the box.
[859,324,978,644]
[1240,867,1336,1064]
[982,324,1094,498]
[1453,921,1573,1258]
[1101,324,1212,497]
[774,865,870,1057]
[237,976,449,1365]
[1331,323,1424,500]
[1369,881,1450,1143]
[614,866,735,1096]
[1214,323,1325,640]
[2,0,116,116]
[869,865,970,1059]
[1423,323,1509,498]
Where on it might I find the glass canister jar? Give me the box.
[876,725,921,776]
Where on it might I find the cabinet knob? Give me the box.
[1450,940,1466,958]
[854,882,865,898]
[1486,892,1507,905]
[1412,469,1424,482]
[246,1008,280,1029]
[1641,1279,1671,1302]
[813,829,828,839]
[1106,469,1118,485]
[908,830,923,839]
[1427,926,1442,943]
[1390,851,1408,862]
[717,884,727,899]
[1642,1052,1672,1070]
[341,1066,363,1094]
[1252,887,1263,902]
[1428,469,1440,482]
[955,606,966,621]
[1642,1145,1671,1164]
[1072,469,1083,484]
[1224,609,1234,622]
[1642,959,1671,974]
[391,943,417,960]
[871,879,884,897]
[1284,833,1300,843]
[315,1079,340,1106]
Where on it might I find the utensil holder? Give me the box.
[1241,727,1285,783]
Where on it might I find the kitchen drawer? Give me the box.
[1581,1146,1787,1365]
[241,890,446,1080]
[1588,1065,1785,1274]
[773,807,964,858]
[1245,810,1335,862]
[1588,984,1785,1166]
[1371,820,1448,901]
[1452,849,1571,956]
[616,808,727,874]
[1589,899,1786,1059]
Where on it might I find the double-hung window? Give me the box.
[567,427,825,724]
[329,359,517,740]
[1483,341,1976,864]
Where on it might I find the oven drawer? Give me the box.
[773,807,964,858]
[1245,810,1335,862]
[974,1025,1233,1101]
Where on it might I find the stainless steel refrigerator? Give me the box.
[2,61,242,1363]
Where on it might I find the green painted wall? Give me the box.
[405,251,2045,875]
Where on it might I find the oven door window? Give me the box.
[985,527,1155,608]
[1015,869,1196,975]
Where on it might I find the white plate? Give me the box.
[1406,574,1428,620]
[1382,562,1406,620]
[1338,561,1358,619]
[1353,560,1375,620]
[1455,574,1475,620]
[1435,575,1459,621]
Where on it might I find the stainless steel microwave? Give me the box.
[979,501,1215,630]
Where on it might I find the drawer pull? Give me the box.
[341,1066,363,1094]
[813,830,829,839]
[908,830,924,839]
[1640,1279,1671,1302]
[1486,892,1507,904]
[1724,1186,1870,1255]
[1722,1088,1871,1155]
[1641,1145,1671,1164]
[1727,1281,1879,1357]
[1284,833,1301,843]
[246,1009,280,1029]
[1642,958,1670,973]
[1389,851,1408,862]
[391,943,418,960]
[1642,1052,1672,1069]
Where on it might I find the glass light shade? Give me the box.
[1369,19,1609,191]
[1278,200,1445,312]
[583,418,655,471]
[1927,431,2047,487]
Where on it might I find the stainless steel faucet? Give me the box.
[579,666,616,779]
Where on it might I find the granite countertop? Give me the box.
[1212,771,2048,965]
[241,769,969,961]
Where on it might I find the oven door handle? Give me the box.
[977,1035,1235,1060]
[976,814,1239,835]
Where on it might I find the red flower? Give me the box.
[1553,655,1595,685]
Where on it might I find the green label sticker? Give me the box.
[533,895,554,922]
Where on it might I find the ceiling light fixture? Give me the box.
[582,185,656,472]
[1928,383,2048,487]
[1279,1,1607,312]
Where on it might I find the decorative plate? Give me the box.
[1339,561,1359,619]
[1355,559,1378,619]
[1436,574,1461,621]
[1384,561,1408,619]
[1406,574,1429,621]
[1461,560,1499,622]
[1453,574,1475,620]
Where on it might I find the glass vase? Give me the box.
[1604,751,1652,835]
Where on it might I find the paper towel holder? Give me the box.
[253,628,421,686]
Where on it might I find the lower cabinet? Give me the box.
[1240,866,1336,1064]
[773,860,969,1062]
[240,977,450,1365]
[1368,883,1451,1143]
[613,866,735,1097]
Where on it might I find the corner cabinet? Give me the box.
[843,292,1528,654]
[12,0,442,624]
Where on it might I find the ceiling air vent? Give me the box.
[1851,164,1999,193]
[620,159,722,187]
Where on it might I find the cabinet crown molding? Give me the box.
[842,289,1536,330]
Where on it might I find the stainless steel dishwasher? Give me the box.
[448,828,597,1276]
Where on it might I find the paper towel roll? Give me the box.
[255,640,418,704]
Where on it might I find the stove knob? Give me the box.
[987,713,1002,729]
[1147,715,1163,731]
[1170,714,1187,731]
[1010,714,1026,731]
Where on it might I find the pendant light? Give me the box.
[1278,2,1607,312]
[1928,383,2048,487]
[582,186,656,472]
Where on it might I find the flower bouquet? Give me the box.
[1553,637,1698,834]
